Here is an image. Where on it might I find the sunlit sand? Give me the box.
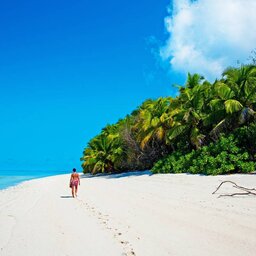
[1,172,255,256]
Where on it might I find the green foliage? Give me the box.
[81,64,256,175]
[234,122,256,159]
[224,99,243,114]
[152,133,256,175]
[81,123,125,174]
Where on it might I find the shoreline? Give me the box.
[1,172,256,256]
[0,170,71,191]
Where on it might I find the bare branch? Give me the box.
[212,180,256,197]
[218,192,251,198]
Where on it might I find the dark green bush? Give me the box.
[152,133,256,175]
[234,122,256,159]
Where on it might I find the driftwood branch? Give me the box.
[212,180,256,197]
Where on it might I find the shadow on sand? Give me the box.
[79,171,256,180]
[80,170,152,179]
[60,195,73,199]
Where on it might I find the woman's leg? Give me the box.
[75,185,78,197]
[72,186,75,197]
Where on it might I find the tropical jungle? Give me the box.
[81,64,256,175]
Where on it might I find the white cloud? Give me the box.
[160,0,256,81]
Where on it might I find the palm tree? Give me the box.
[223,65,256,106]
[208,65,256,139]
[185,73,204,89]
[167,73,209,149]
[81,126,124,174]
[135,97,175,149]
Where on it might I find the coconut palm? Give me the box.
[81,127,123,174]
[167,74,209,149]
[223,65,256,105]
[135,97,176,149]
[208,65,256,139]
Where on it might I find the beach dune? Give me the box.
[0,172,256,256]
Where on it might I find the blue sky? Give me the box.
[1,0,255,172]
[0,0,177,171]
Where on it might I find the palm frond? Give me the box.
[168,124,187,141]
[224,99,243,114]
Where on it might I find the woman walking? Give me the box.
[70,168,80,198]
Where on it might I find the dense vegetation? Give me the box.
[81,64,256,175]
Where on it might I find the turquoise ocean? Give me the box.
[0,170,70,190]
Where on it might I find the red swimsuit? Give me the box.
[71,179,79,187]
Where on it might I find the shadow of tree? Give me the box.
[80,170,152,179]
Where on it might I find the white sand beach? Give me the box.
[0,172,256,256]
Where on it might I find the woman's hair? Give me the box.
[73,168,76,172]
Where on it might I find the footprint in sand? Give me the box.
[120,241,129,245]
[122,251,136,256]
